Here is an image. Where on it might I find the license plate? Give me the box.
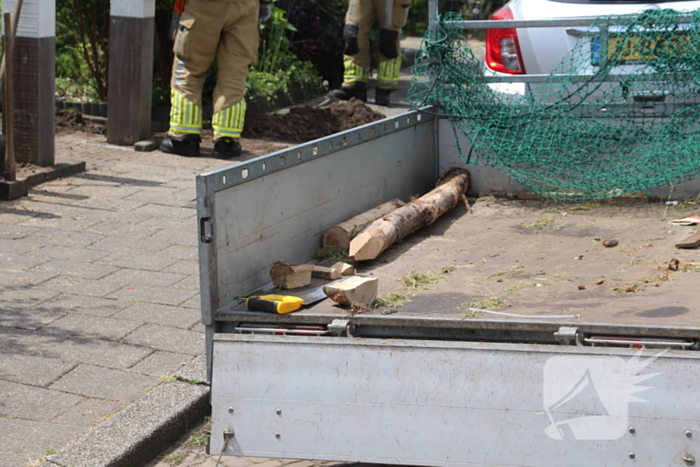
[591,32,691,66]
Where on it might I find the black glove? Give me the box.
[259,1,273,23]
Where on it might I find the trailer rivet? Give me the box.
[228,407,234,414]
[276,408,282,415]
[275,432,281,439]
[629,452,635,459]
[683,454,696,465]
[629,427,636,434]
[687,431,693,438]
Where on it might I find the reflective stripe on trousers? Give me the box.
[377,57,401,88]
[169,90,202,135]
[212,100,246,138]
[343,57,370,85]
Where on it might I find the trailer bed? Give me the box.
[219,197,700,327]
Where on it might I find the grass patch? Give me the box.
[164,454,186,464]
[189,434,207,446]
[521,214,557,230]
[505,280,539,291]
[485,265,524,280]
[159,375,177,383]
[462,297,508,311]
[461,309,483,319]
[314,246,349,264]
[45,449,58,456]
[568,200,607,212]
[629,257,645,266]
[401,269,443,292]
[374,292,409,307]
[680,262,700,272]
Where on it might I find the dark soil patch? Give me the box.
[56,109,105,135]
[243,98,385,143]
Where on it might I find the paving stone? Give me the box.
[36,275,123,298]
[4,268,60,287]
[0,237,46,255]
[130,203,198,220]
[135,140,158,152]
[0,449,40,467]
[122,324,205,355]
[95,251,178,271]
[43,314,143,341]
[0,327,68,354]
[123,187,193,206]
[0,380,83,421]
[0,354,76,387]
[148,228,199,247]
[0,416,84,462]
[0,287,60,309]
[37,294,131,317]
[31,259,118,280]
[45,335,153,369]
[172,274,200,291]
[182,294,202,309]
[129,350,193,377]
[0,302,66,331]
[86,233,176,253]
[51,398,127,427]
[24,229,105,248]
[285,461,316,467]
[86,220,161,239]
[24,245,112,262]
[101,268,188,288]
[173,355,206,383]
[112,303,200,329]
[0,224,40,239]
[107,284,197,306]
[162,260,200,276]
[0,251,51,272]
[159,244,199,261]
[50,364,159,401]
[248,460,282,467]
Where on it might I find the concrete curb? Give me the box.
[40,357,210,467]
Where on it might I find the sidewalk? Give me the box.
[0,130,292,467]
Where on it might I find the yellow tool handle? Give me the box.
[246,295,303,314]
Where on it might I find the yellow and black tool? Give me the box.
[246,295,304,314]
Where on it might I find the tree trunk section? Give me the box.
[323,199,405,249]
[349,168,470,261]
[323,276,378,306]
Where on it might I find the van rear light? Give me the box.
[485,6,525,74]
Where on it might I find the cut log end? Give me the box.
[323,276,378,306]
[322,226,351,249]
[348,233,386,262]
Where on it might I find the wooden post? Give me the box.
[4,13,15,181]
[0,0,24,94]
[1,0,55,167]
[107,0,155,145]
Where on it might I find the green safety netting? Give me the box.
[409,10,700,201]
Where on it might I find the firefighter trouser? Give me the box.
[342,0,411,90]
[169,0,259,138]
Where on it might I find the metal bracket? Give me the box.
[328,319,354,337]
[554,326,582,346]
[200,217,213,243]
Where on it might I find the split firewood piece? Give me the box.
[323,199,405,249]
[312,265,342,280]
[269,262,314,289]
[331,261,355,276]
[323,276,378,306]
[349,168,471,261]
[676,231,700,249]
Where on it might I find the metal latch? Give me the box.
[328,319,355,337]
[200,217,213,243]
[554,326,582,346]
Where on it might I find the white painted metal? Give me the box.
[211,334,700,466]
[208,121,435,306]
[110,0,156,18]
[3,0,54,38]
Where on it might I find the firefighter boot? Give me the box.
[329,82,367,103]
[213,137,243,159]
[160,134,201,157]
[375,88,392,106]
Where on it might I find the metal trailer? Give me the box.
[197,7,700,467]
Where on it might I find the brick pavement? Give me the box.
[0,130,290,467]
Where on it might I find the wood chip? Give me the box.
[602,239,618,247]
[669,258,680,271]
[578,284,586,290]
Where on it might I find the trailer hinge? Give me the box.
[328,319,355,337]
[554,326,582,346]
[200,217,214,243]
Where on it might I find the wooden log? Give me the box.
[312,265,342,280]
[349,168,470,261]
[323,199,405,249]
[331,261,355,276]
[323,276,378,306]
[269,262,314,289]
